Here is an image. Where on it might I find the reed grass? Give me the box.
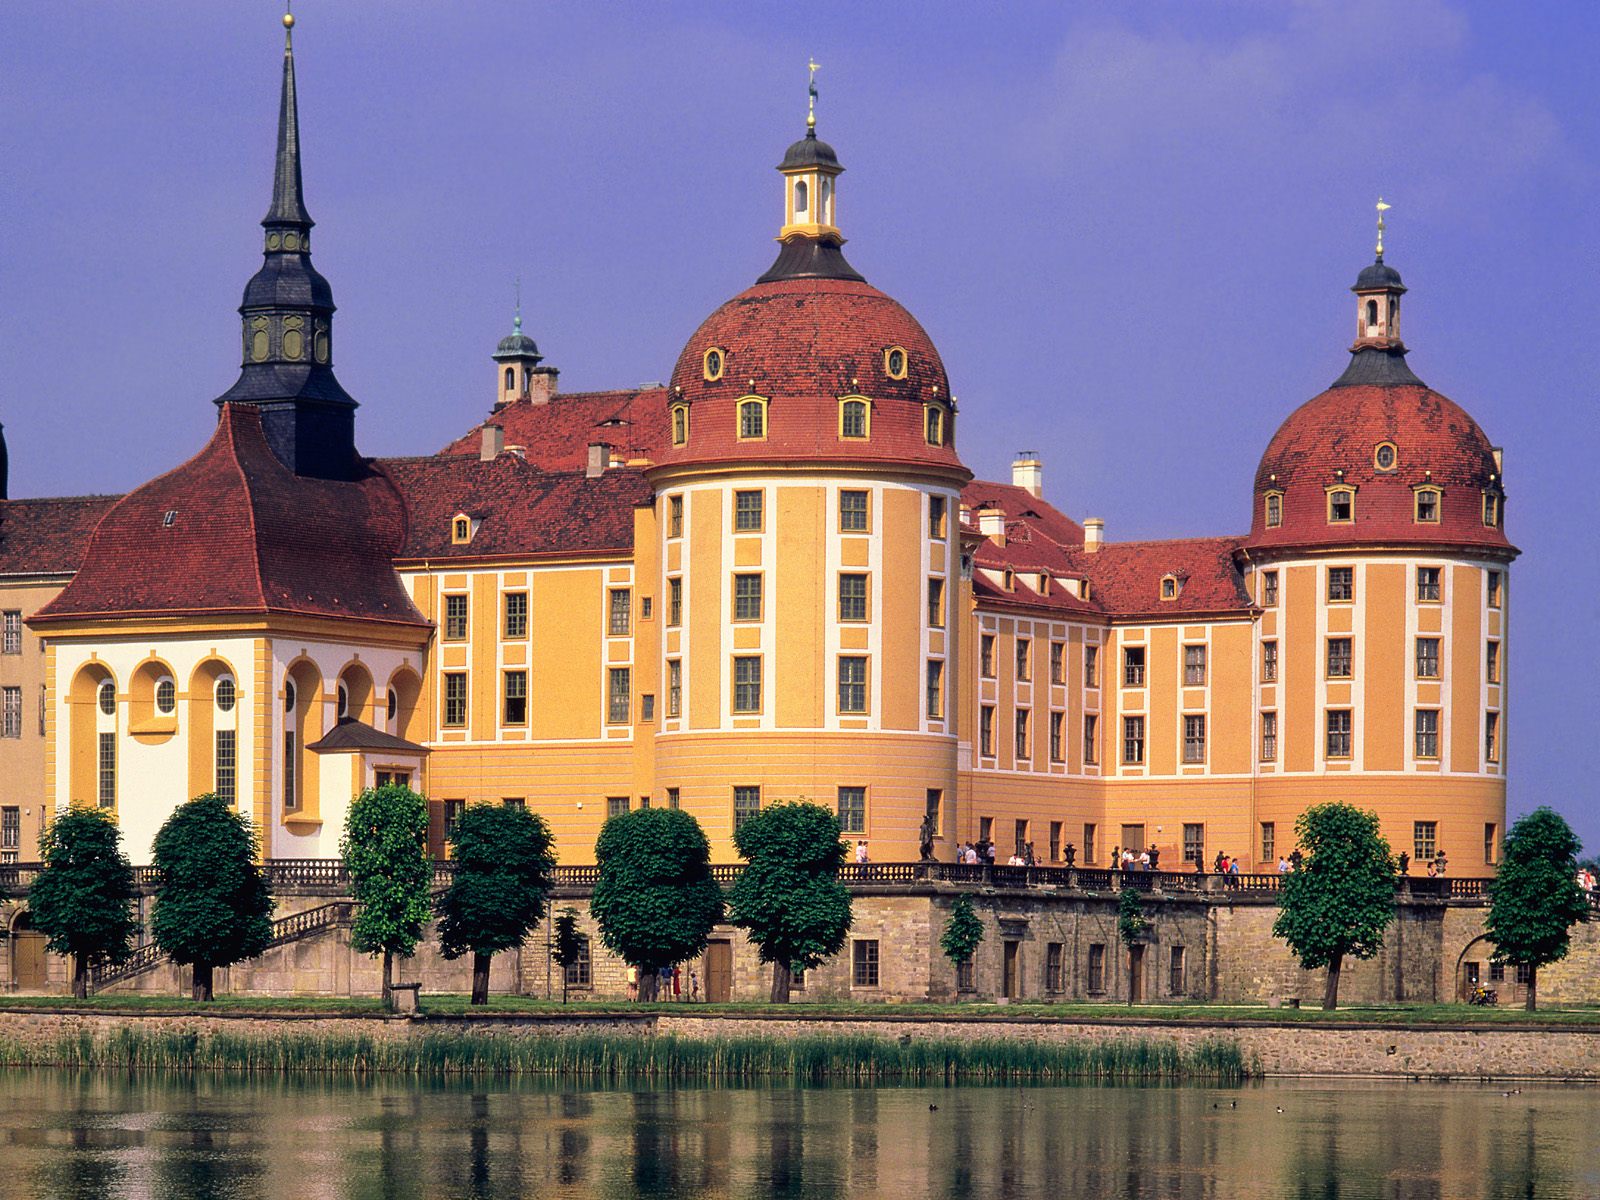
[0,1028,1252,1083]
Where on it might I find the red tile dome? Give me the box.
[654,276,968,476]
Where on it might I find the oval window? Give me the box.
[155,679,176,715]
[886,348,906,378]
[704,348,724,381]
[98,681,116,716]
[282,329,304,360]
[387,688,398,722]
[216,677,236,713]
[283,232,300,252]
[284,679,296,713]
[1375,443,1397,471]
[251,330,270,361]
[337,682,349,720]
[314,330,330,363]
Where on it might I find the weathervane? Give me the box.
[1375,197,1391,260]
[807,59,820,131]
[514,276,523,334]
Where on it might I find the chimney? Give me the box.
[1084,518,1104,552]
[977,505,1005,544]
[479,424,504,462]
[528,366,559,406]
[586,442,610,479]
[1012,450,1043,499]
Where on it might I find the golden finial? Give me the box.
[807,58,820,131]
[283,1,295,48]
[1375,197,1391,260]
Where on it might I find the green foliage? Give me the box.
[1487,808,1588,971]
[591,808,723,973]
[1273,803,1394,970]
[727,802,851,972]
[940,894,984,966]
[341,785,432,961]
[28,807,140,981]
[1118,887,1149,949]
[550,907,585,1001]
[150,795,274,973]
[436,803,556,959]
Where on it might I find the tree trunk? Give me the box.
[72,954,88,1000]
[192,961,214,1002]
[382,948,394,1011]
[638,971,659,1002]
[771,962,792,1003]
[1322,951,1343,1011]
[471,952,491,1006]
[562,972,569,1004]
[1525,964,1538,1012]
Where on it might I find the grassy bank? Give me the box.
[0,1027,1252,1083]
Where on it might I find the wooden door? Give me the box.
[12,916,48,990]
[1002,941,1019,999]
[705,940,732,1003]
[1129,945,1145,1003]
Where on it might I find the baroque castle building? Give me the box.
[0,21,1514,877]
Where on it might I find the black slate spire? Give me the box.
[215,11,360,481]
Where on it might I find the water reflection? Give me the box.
[0,1073,1596,1199]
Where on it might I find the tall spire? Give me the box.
[264,6,313,234]
[1331,200,1421,389]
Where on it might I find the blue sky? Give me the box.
[4,2,1596,845]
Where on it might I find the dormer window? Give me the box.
[1482,491,1502,527]
[1374,442,1398,472]
[924,404,946,447]
[737,397,768,441]
[451,515,475,545]
[1264,491,1283,528]
[1160,574,1181,601]
[884,346,908,380]
[839,397,869,439]
[1002,569,1014,592]
[1414,485,1442,524]
[1327,487,1355,524]
[703,347,725,382]
[162,510,177,528]
[671,403,689,446]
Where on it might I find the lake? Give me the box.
[0,1073,1594,1198]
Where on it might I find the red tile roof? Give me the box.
[382,454,651,562]
[0,495,119,577]
[1246,382,1515,556]
[33,405,426,628]
[439,388,669,472]
[962,480,1085,550]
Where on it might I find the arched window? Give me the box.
[1414,487,1441,523]
[794,179,809,217]
[1365,299,1379,330]
[924,404,945,447]
[1327,488,1355,523]
[1264,492,1282,528]
[839,398,868,439]
[337,682,350,720]
[738,398,767,440]
[504,367,515,390]
[820,177,832,223]
[671,404,689,446]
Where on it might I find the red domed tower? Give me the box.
[1242,207,1516,872]
[646,85,971,859]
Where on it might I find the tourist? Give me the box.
[1007,852,1024,866]
[1122,848,1136,871]
[689,968,700,1002]
[1110,846,1121,869]
[1138,848,1151,871]
[1426,859,1438,878]
[1228,857,1240,877]
[1213,851,1226,875]
[1277,856,1290,873]
[965,844,980,865]
[855,841,869,865]
[626,965,638,1002]
[986,841,998,865]
[1435,852,1448,876]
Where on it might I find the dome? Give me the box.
[655,275,966,474]
[780,130,840,170]
[1355,259,1405,292]
[494,331,540,360]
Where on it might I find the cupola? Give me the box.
[491,298,557,407]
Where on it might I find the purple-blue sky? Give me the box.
[4,3,1596,843]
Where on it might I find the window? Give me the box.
[1327,637,1352,679]
[1482,492,1501,527]
[1169,946,1187,996]
[839,489,870,532]
[1328,567,1354,602]
[1049,822,1062,863]
[1264,491,1282,527]
[1049,712,1064,762]
[1486,641,1501,684]
[837,786,866,835]
[839,398,868,439]
[1087,944,1106,993]
[734,490,763,532]
[1326,709,1352,758]
[608,668,631,724]
[838,656,867,713]
[733,657,761,713]
[213,676,236,713]
[38,685,46,736]
[1415,488,1441,523]
[853,940,880,988]
[1415,709,1439,758]
[1161,575,1180,601]
[503,592,528,639]
[444,594,468,640]
[980,634,996,677]
[666,787,680,810]
[1123,647,1145,687]
[1,687,19,738]
[1514,962,1533,987]
[99,680,116,716]
[1486,711,1500,763]
[1184,645,1206,686]
[1083,714,1099,764]
[668,577,682,626]
[441,800,465,836]
[885,346,907,379]
[732,786,760,830]
[1375,441,1397,471]
[606,796,629,819]
[443,673,467,727]
[1,611,19,655]
[1085,644,1099,687]
[1328,488,1354,523]
[452,516,471,544]
[1263,570,1279,606]
[1489,962,1505,984]
[928,495,947,539]
[283,731,296,810]
[668,494,684,538]
[98,731,116,808]
[1261,821,1276,862]
[215,730,236,804]
[980,705,995,756]
[926,659,944,719]
[608,589,632,635]
[667,660,682,718]
[337,682,349,720]
[671,404,689,446]
[153,678,175,714]
[564,935,592,988]
[1183,715,1206,763]
[1123,716,1145,764]
[838,574,868,622]
[1484,822,1497,865]
[1261,711,1278,761]
[1046,943,1065,993]
[1487,571,1503,607]
[1,807,18,857]
[733,574,763,621]
[1183,823,1204,867]
[927,578,945,627]
[924,404,945,446]
[1413,821,1437,861]
[1417,567,1441,602]
[926,788,943,832]
[503,671,527,724]
[1262,640,1278,683]
[1415,637,1440,679]
[1014,710,1030,760]
[703,347,724,381]
[1015,639,1031,681]
[500,797,525,811]
[737,397,766,440]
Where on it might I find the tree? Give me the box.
[727,801,852,1002]
[591,808,723,1001]
[1486,807,1589,1011]
[342,783,433,1009]
[29,807,140,998]
[1272,802,1394,1010]
[550,907,585,1004]
[150,794,274,1001]
[940,894,984,995]
[436,803,557,1004]
[1118,886,1149,1005]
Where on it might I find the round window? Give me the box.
[1375,443,1397,471]
[387,688,398,722]
[216,677,236,713]
[98,681,116,716]
[155,679,176,715]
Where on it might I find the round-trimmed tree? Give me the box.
[151,794,274,1001]
[1272,802,1394,1010]
[29,806,140,998]
[1486,807,1589,1010]
[591,807,723,1001]
[437,802,557,1005]
[341,783,432,1009]
[727,801,852,1002]
[940,894,984,996]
